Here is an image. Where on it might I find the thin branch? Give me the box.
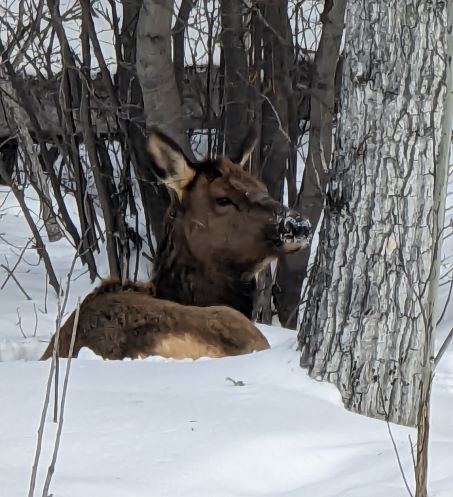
[1,263,32,300]
[0,236,33,289]
[379,384,414,497]
[15,307,27,338]
[27,250,79,497]
[41,298,81,497]
[434,326,453,369]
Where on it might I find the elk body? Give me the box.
[41,130,310,361]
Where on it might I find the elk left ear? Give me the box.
[235,127,259,167]
[147,129,196,199]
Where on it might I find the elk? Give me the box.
[41,129,310,361]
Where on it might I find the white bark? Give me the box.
[415,3,453,495]
[300,0,451,427]
[136,0,190,154]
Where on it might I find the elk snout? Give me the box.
[283,212,311,238]
[278,210,311,251]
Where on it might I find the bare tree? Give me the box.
[274,0,346,328]
[0,0,324,321]
[299,0,452,429]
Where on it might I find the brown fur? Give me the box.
[41,130,309,361]
[152,155,310,318]
[40,282,269,360]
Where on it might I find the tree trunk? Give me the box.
[136,0,192,243]
[251,0,290,324]
[0,67,63,242]
[80,27,121,280]
[136,0,189,152]
[258,0,289,202]
[415,372,432,497]
[415,2,453,492]
[299,0,451,427]
[274,0,346,329]
[221,0,251,158]
[173,0,196,100]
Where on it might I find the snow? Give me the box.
[1,185,453,497]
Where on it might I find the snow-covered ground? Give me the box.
[1,185,452,497]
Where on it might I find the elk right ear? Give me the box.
[147,129,196,199]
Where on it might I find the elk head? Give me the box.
[147,129,311,277]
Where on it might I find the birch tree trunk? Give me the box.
[299,0,451,427]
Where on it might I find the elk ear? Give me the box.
[235,127,259,167]
[147,129,196,198]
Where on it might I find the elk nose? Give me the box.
[283,212,311,239]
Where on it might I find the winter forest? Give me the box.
[0,1,452,496]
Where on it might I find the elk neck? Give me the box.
[152,208,257,319]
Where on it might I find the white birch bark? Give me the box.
[299,0,451,427]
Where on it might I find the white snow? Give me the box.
[1,184,453,497]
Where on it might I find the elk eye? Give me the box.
[215,197,232,206]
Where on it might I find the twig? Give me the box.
[385,418,414,497]
[1,263,32,300]
[44,275,48,314]
[33,303,38,337]
[27,251,79,497]
[41,299,81,497]
[0,157,61,295]
[409,435,417,472]
[53,295,61,424]
[225,377,245,386]
[27,345,58,497]
[434,326,453,369]
[16,307,26,338]
[51,251,79,421]
[379,385,414,497]
[436,265,453,326]
[0,236,33,289]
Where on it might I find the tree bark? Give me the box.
[415,2,453,492]
[258,0,289,202]
[136,0,189,152]
[0,67,62,242]
[251,0,290,324]
[274,0,346,328]
[221,0,251,158]
[299,0,450,427]
[173,0,195,100]
[136,0,193,243]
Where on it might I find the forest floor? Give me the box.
[1,185,452,497]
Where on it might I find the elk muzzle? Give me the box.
[277,210,311,252]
